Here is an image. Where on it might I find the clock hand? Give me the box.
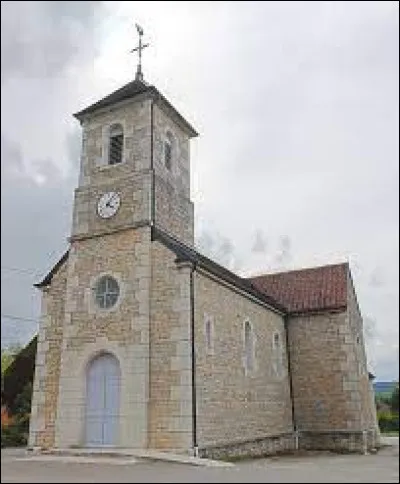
[106,194,118,208]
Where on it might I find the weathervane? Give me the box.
[130,23,149,81]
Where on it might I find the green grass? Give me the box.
[381,430,399,436]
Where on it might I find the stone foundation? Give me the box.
[198,429,381,460]
[367,428,381,450]
[198,433,296,460]
[298,430,375,454]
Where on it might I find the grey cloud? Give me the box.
[274,235,292,268]
[252,229,268,254]
[1,1,104,82]
[195,230,242,272]
[66,128,83,171]
[1,133,25,178]
[369,267,386,288]
[363,316,377,341]
[195,231,215,257]
[1,131,75,347]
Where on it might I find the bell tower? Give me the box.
[29,27,198,451]
[71,75,197,246]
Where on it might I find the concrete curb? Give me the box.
[31,448,234,468]
[131,449,234,467]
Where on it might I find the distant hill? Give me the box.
[373,381,397,396]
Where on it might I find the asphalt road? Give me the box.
[1,439,399,483]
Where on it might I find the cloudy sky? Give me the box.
[1,1,398,381]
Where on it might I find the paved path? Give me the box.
[1,441,399,483]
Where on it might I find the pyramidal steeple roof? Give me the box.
[73,78,198,138]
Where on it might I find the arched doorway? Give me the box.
[85,353,121,446]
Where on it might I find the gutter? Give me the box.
[284,314,298,450]
[189,263,198,456]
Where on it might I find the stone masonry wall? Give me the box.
[346,271,380,447]
[149,242,192,452]
[153,103,191,199]
[288,310,363,433]
[54,226,152,449]
[288,311,361,432]
[153,103,194,246]
[28,260,68,449]
[194,270,293,451]
[153,175,194,247]
[78,98,152,187]
[71,98,153,240]
[71,172,152,240]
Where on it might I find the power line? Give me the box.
[1,314,39,323]
[1,266,39,276]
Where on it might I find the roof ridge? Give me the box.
[248,261,349,280]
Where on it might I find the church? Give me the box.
[28,34,379,459]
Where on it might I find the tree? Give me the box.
[391,384,399,415]
[1,345,22,375]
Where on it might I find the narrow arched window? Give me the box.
[205,315,213,352]
[108,123,123,165]
[244,320,254,372]
[273,333,280,349]
[273,332,283,377]
[164,131,173,170]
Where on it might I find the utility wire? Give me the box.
[1,314,39,323]
[1,266,40,276]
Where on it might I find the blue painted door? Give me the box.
[85,353,121,447]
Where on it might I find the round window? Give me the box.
[95,275,120,309]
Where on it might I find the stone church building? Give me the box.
[28,72,379,458]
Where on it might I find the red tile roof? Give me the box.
[248,262,349,315]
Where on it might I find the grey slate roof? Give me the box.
[73,79,198,138]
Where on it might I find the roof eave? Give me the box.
[148,87,198,138]
[152,226,286,314]
[72,84,199,138]
[288,305,348,317]
[34,250,69,289]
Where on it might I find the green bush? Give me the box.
[1,381,32,448]
[1,414,29,448]
[378,410,399,433]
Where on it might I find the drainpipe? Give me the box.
[150,99,155,226]
[190,263,198,456]
[284,314,298,450]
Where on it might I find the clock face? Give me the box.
[97,191,121,219]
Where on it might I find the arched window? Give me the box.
[205,315,213,352]
[164,131,173,170]
[273,332,283,377]
[108,123,123,165]
[244,320,254,372]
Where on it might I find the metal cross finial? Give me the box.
[130,23,149,81]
